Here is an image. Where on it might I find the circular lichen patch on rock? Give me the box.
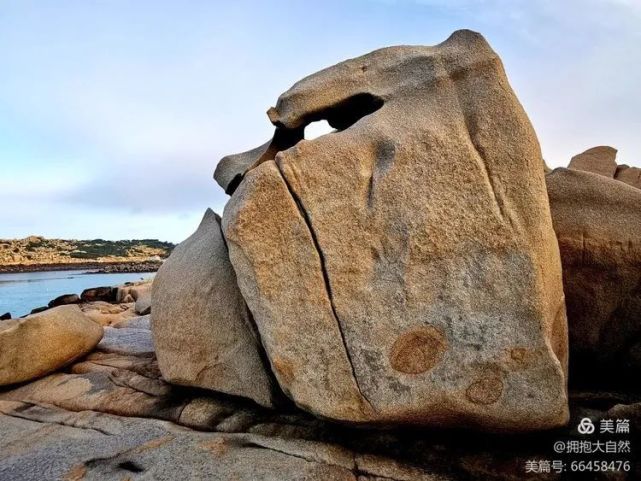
[466,373,504,405]
[389,325,447,374]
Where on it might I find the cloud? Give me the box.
[60,153,228,215]
[1,0,639,241]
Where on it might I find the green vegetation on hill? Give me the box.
[0,236,175,266]
[69,239,175,259]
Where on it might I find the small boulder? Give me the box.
[0,313,10,321]
[134,290,151,315]
[48,293,80,308]
[30,306,48,315]
[568,146,618,178]
[152,208,278,408]
[80,286,116,303]
[615,164,641,190]
[0,305,103,386]
[116,281,151,304]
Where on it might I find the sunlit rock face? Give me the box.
[220,30,568,431]
[568,146,618,178]
[566,145,641,190]
[152,208,279,408]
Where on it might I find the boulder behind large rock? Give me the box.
[547,168,641,387]
[222,30,568,430]
[0,305,103,386]
[152,208,278,408]
[568,146,618,177]
[615,164,641,189]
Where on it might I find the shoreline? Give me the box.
[0,260,162,274]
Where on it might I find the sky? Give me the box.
[1,0,640,243]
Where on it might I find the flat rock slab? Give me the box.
[0,392,639,481]
[0,344,639,480]
[113,314,151,330]
[0,401,419,481]
[98,327,155,356]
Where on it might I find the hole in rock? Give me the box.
[304,120,333,140]
[305,92,384,131]
[117,460,145,473]
[223,93,386,197]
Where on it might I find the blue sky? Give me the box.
[1,0,640,242]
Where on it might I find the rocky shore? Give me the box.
[0,260,163,274]
[1,31,639,480]
[0,237,173,273]
[0,277,639,480]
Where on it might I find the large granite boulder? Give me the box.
[568,146,618,177]
[152,208,277,408]
[0,305,103,386]
[222,30,568,430]
[547,168,641,386]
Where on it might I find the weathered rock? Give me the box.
[80,286,116,303]
[122,293,135,303]
[615,164,641,189]
[47,293,80,308]
[134,290,151,315]
[0,346,302,435]
[215,140,271,194]
[115,281,151,303]
[0,312,10,321]
[80,301,137,326]
[29,306,48,315]
[0,327,637,480]
[0,305,103,386]
[222,30,568,430]
[152,208,278,408]
[0,389,638,481]
[113,314,150,329]
[0,400,454,481]
[98,327,155,356]
[547,168,641,387]
[568,146,618,177]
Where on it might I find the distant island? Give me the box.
[0,236,175,273]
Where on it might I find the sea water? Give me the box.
[0,270,154,317]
